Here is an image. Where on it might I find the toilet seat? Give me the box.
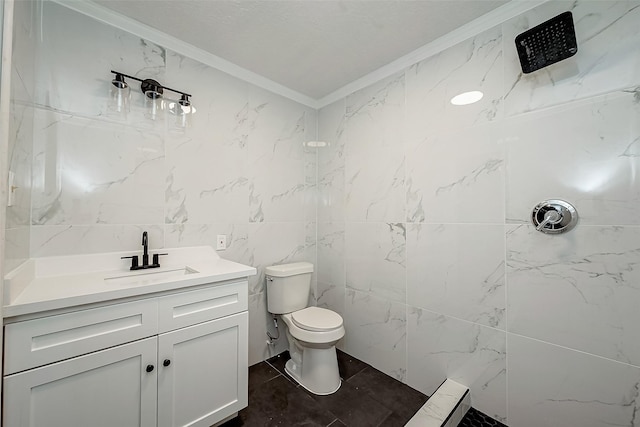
[281,308,345,345]
[291,307,343,332]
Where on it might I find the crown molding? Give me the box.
[52,0,320,108]
[316,0,547,109]
[53,0,547,110]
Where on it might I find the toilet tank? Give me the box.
[265,262,313,314]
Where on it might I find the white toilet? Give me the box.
[265,262,345,395]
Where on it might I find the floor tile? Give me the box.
[308,380,393,427]
[225,375,337,427]
[266,350,290,375]
[347,366,428,421]
[248,362,279,394]
[377,411,412,427]
[227,350,506,427]
[336,349,370,380]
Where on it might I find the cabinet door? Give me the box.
[3,337,158,427]
[157,312,248,427]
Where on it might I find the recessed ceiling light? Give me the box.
[450,90,484,106]
[304,141,328,148]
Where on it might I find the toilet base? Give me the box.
[284,348,341,395]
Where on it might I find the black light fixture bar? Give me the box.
[110,70,192,98]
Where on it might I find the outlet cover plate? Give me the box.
[216,235,227,251]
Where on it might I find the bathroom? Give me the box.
[1,0,640,426]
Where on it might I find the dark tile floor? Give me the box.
[220,350,506,427]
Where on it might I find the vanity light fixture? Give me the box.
[109,70,193,125]
[450,90,484,106]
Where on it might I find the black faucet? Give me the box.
[121,231,167,270]
[142,231,149,267]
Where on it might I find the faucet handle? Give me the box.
[121,255,139,270]
[152,253,168,267]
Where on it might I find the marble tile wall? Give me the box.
[7,2,317,365]
[6,0,36,273]
[317,1,640,425]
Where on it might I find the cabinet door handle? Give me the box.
[163,359,171,367]
[146,364,154,373]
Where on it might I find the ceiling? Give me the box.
[94,1,508,100]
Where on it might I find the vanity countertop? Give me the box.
[3,246,256,319]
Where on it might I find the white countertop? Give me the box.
[3,246,256,318]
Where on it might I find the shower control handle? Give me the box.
[535,209,562,231]
[531,199,578,234]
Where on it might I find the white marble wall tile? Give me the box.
[344,289,407,380]
[345,222,406,303]
[166,52,250,224]
[5,227,30,274]
[164,51,249,225]
[317,222,345,289]
[345,74,405,222]
[317,222,345,315]
[37,2,167,122]
[506,90,640,225]
[318,99,346,223]
[11,0,37,103]
[316,280,345,318]
[406,224,505,329]
[508,334,640,427]
[248,292,287,366]
[345,147,405,223]
[406,307,506,423]
[7,103,33,229]
[405,25,503,143]
[164,50,249,140]
[5,102,34,273]
[305,221,318,305]
[504,0,640,116]
[8,2,37,274]
[30,224,164,257]
[247,87,314,222]
[345,73,404,156]
[163,223,249,265]
[246,222,306,295]
[31,109,165,226]
[406,123,504,223]
[507,224,640,367]
[304,147,318,223]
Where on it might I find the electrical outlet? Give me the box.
[7,171,15,207]
[216,234,227,251]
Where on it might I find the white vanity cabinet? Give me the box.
[2,280,248,427]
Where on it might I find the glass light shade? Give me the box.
[144,90,164,121]
[167,96,194,130]
[108,80,130,115]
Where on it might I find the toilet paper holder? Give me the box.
[531,199,578,234]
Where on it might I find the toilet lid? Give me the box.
[291,307,343,332]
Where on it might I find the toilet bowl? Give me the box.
[280,307,345,395]
[265,262,345,395]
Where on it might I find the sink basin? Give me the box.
[104,267,199,286]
